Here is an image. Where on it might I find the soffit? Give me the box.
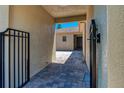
[42,5,87,18]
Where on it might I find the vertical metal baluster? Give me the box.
[13,31,16,88]
[2,33,5,88]
[27,33,30,81]
[8,30,11,88]
[25,33,27,82]
[0,33,3,88]
[18,32,20,87]
[22,32,23,86]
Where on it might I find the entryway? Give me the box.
[24,51,90,88]
[0,5,94,88]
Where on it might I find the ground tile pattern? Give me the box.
[24,51,90,88]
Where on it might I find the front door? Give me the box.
[76,37,82,50]
[74,35,82,50]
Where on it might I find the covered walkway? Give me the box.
[24,51,90,88]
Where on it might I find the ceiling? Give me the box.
[42,5,87,18]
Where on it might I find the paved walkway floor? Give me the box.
[24,51,90,88]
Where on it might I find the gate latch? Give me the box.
[96,33,100,43]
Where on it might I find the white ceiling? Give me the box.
[42,5,87,18]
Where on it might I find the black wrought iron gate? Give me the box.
[89,20,97,88]
[0,28,30,88]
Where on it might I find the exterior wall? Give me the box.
[0,5,9,32]
[85,5,93,70]
[52,32,56,62]
[107,6,124,88]
[9,5,55,77]
[56,21,84,51]
[55,27,79,33]
[79,22,86,61]
[79,21,85,33]
[56,34,74,51]
[93,5,108,88]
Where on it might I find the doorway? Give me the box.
[74,35,83,50]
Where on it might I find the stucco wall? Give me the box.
[79,22,85,33]
[85,6,93,70]
[52,32,56,62]
[93,5,108,88]
[9,5,55,77]
[0,5,9,32]
[55,27,79,33]
[107,6,124,88]
[56,34,74,51]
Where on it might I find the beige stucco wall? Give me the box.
[93,5,108,88]
[55,27,79,33]
[9,5,55,77]
[56,34,74,51]
[79,21,85,33]
[52,32,56,62]
[107,6,124,88]
[56,21,84,51]
[0,5,9,32]
[85,5,94,70]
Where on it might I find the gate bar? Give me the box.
[22,32,24,85]
[2,33,5,88]
[13,30,16,88]
[0,28,30,88]
[25,33,27,81]
[8,30,11,88]
[18,32,20,87]
[27,33,30,81]
[0,33,3,88]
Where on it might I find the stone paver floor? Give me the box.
[24,51,90,88]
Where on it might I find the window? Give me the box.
[62,36,67,42]
[55,21,78,30]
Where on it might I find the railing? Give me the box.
[0,28,30,88]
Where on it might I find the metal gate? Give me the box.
[89,20,97,88]
[0,28,30,88]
